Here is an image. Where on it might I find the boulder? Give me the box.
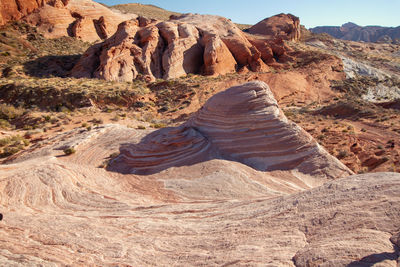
[248,13,301,41]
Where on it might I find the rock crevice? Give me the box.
[72,13,297,81]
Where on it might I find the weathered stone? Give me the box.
[248,13,301,41]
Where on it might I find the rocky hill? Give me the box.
[248,13,301,41]
[310,22,400,43]
[0,0,136,42]
[71,13,300,81]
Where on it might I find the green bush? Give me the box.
[63,147,76,155]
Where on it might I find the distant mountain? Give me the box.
[310,22,400,43]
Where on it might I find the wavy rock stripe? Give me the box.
[110,81,353,179]
[0,165,399,265]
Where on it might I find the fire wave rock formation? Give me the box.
[0,136,399,266]
[71,13,297,81]
[0,82,399,265]
[23,0,136,42]
[109,81,352,180]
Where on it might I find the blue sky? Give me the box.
[95,0,400,28]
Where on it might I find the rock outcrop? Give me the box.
[310,22,400,44]
[0,0,49,26]
[248,13,301,41]
[0,82,399,266]
[109,81,352,179]
[23,0,136,42]
[71,13,300,81]
[0,130,399,266]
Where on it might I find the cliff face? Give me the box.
[71,13,300,82]
[310,22,400,43]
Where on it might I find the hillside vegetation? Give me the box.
[111,3,180,21]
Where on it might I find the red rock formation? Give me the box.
[109,81,353,179]
[248,13,301,42]
[71,13,305,81]
[23,0,136,42]
[0,0,46,26]
[72,14,275,81]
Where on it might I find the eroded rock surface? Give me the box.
[71,13,299,81]
[109,81,352,180]
[248,13,301,41]
[0,131,398,266]
[0,0,50,26]
[0,80,398,265]
[23,0,136,42]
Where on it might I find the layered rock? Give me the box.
[23,0,136,42]
[0,123,398,265]
[109,81,352,179]
[248,13,301,41]
[71,13,301,81]
[310,22,400,44]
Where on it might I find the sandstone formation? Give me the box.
[0,80,399,265]
[310,22,400,44]
[23,0,136,42]
[248,13,301,41]
[71,13,298,81]
[0,0,49,26]
[0,124,398,266]
[109,81,352,179]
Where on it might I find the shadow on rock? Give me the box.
[347,249,399,267]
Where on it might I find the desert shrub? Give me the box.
[63,147,76,155]
[151,123,166,129]
[337,150,348,159]
[0,104,24,120]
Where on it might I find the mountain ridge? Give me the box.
[310,22,400,43]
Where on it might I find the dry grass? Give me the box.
[0,21,90,77]
[0,77,150,110]
[0,135,30,158]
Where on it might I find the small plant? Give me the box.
[361,128,367,132]
[151,123,166,129]
[137,125,146,130]
[92,118,103,124]
[63,147,76,155]
[337,150,348,159]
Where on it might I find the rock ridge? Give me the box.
[109,81,353,179]
[71,13,297,81]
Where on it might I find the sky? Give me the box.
[95,0,400,28]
